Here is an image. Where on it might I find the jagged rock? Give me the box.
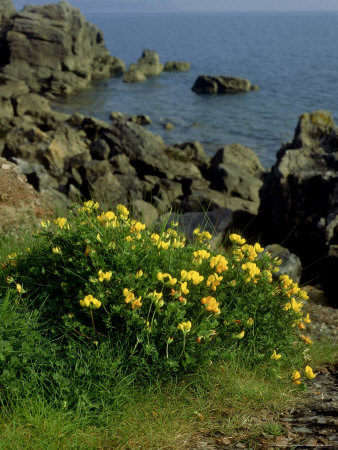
[123,68,146,83]
[109,111,152,125]
[192,75,259,94]
[208,144,264,213]
[264,244,302,283]
[257,110,338,303]
[14,92,51,117]
[90,139,110,160]
[0,0,15,66]
[123,49,163,83]
[164,61,190,72]
[136,49,163,76]
[167,141,210,171]
[1,1,125,96]
[164,122,174,130]
[132,199,158,227]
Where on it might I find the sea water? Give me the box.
[53,12,338,168]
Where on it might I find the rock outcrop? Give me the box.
[257,110,338,303]
[207,144,264,215]
[192,75,259,94]
[164,61,190,72]
[0,0,15,66]
[123,49,163,83]
[0,1,125,96]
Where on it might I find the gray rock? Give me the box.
[123,68,146,83]
[136,49,163,77]
[192,75,258,94]
[131,199,158,227]
[2,1,125,96]
[257,110,338,303]
[164,61,190,72]
[208,144,265,214]
[109,111,152,125]
[90,139,110,160]
[264,244,302,283]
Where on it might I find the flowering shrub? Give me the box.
[2,201,315,378]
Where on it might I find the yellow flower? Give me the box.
[241,244,257,261]
[52,246,61,254]
[98,270,112,282]
[130,221,146,233]
[304,365,316,379]
[97,211,118,227]
[233,330,245,339]
[254,242,264,253]
[135,270,143,279]
[229,233,246,245]
[123,288,135,303]
[298,290,309,300]
[158,240,170,250]
[54,217,68,229]
[177,321,192,333]
[193,229,212,243]
[116,204,129,220]
[228,279,237,287]
[150,233,160,244]
[40,219,50,228]
[79,294,101,309]
[206,273,223,291]
[192,249,211,264]
[210,255,228,273]
[96,233,102,242]
[303,313,311,324]
[246,317,254,326]
[300,335,313,345]
[79,200,99,212]
[271,350,282,360]
[16,283,23,293]
[179,281,189,295]
[284,302,291,311]
[131,297,142,310]
[292,370,302,385]
[180,270,204,285]
[298,321,306,330]
[242,262,260,282]
[201,296,220,314]
[291,297,303,313]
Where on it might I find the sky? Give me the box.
[12,0,338,13]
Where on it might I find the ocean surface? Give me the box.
[53,12,338,168]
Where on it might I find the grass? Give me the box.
[1,340,336,449]
[0,201,336,449]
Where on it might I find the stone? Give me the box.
[90,139,110,160]
[109,111,152,125]
[123,68,146,83]
[164,61,190,72]
[192,75,258,94]
[2,1,125,96]
[264,244,302,283]
[164,122,174,131]
[136,49,163,77]
[131,199,158,227]
[208,144,264,213]
[257,110,338,303]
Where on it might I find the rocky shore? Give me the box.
[0,1,337,306]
